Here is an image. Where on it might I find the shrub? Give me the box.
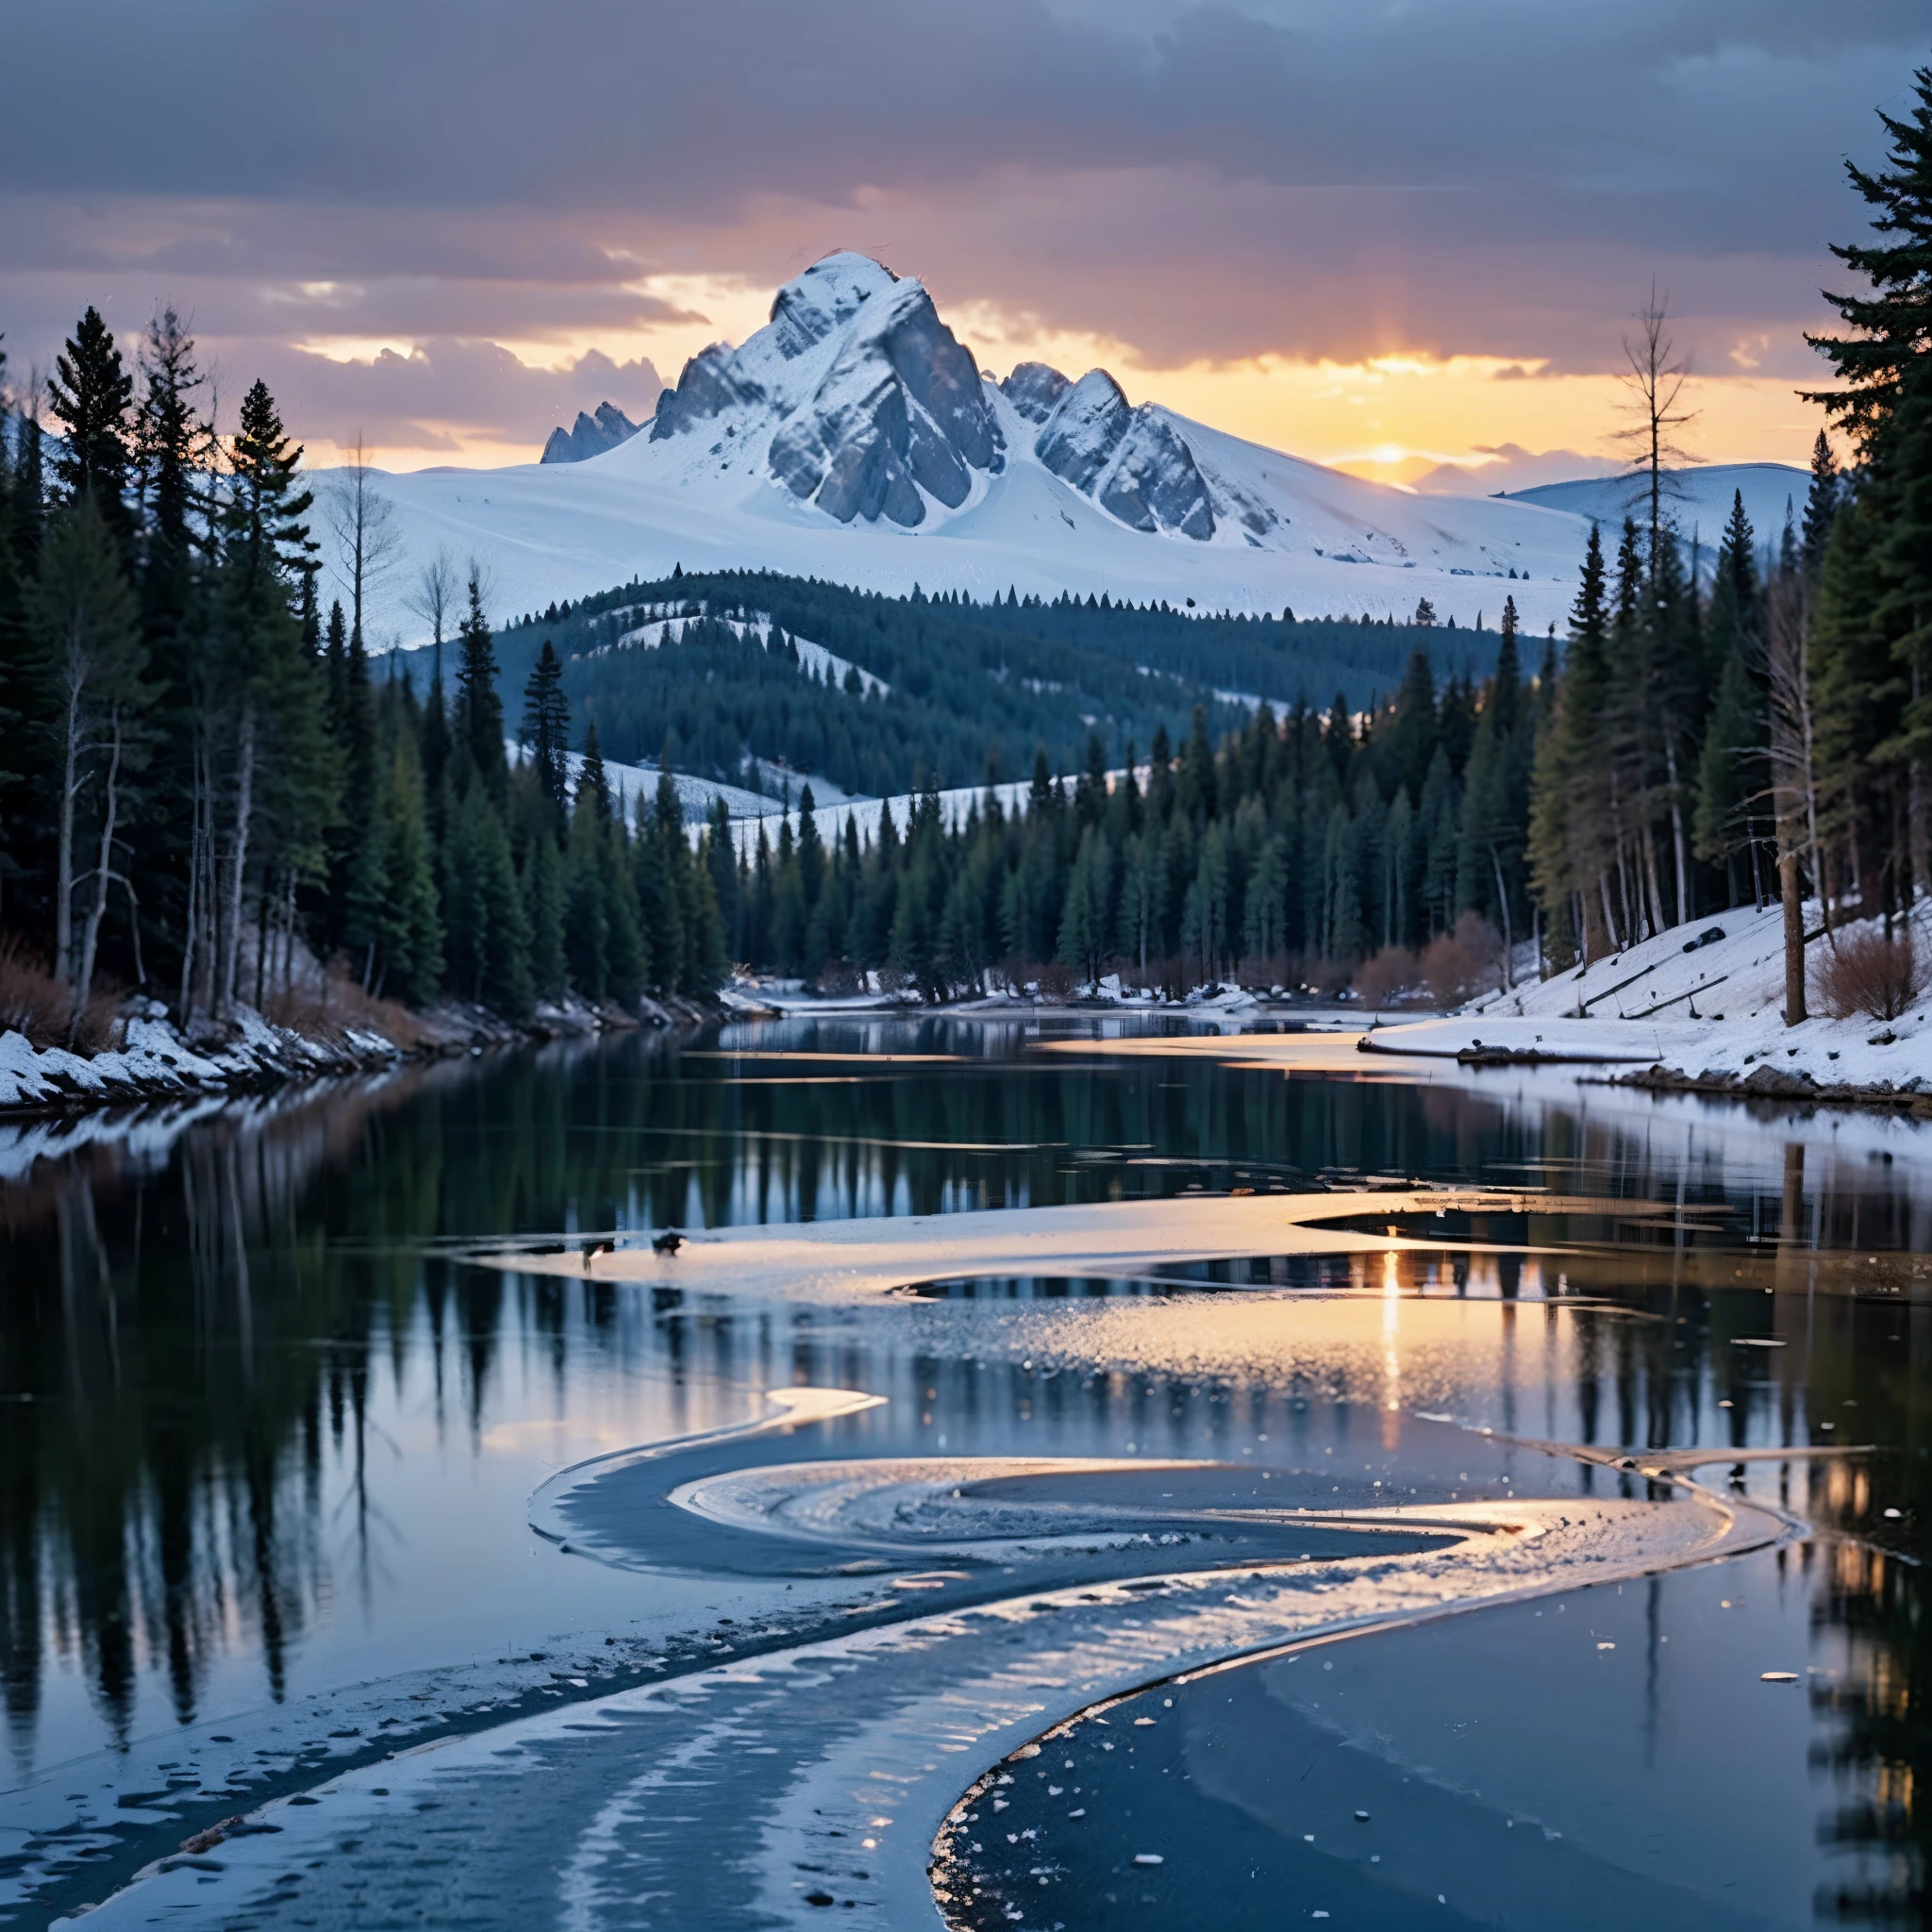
[0,941,123,1053]
[1036,959,1076,1002]
[1419,912,1503,1009]
[0,939,72,1047]
[264,972,426,1050]
[1813,924,1928,1023]
[1354,945,1420,1010]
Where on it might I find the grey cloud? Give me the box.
[0,0,1918,223]
[0,0,1917,420]
[258,339,663,457]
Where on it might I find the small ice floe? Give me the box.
[1596,1641,1615,1652]
[1068,1808,1086,1819]
[1761,1671,1800,1683]
[1355,1809,1371,1822]
[1885,1507,1904,1519]
[1132,1853,1164,1865]
[1133,1717,1156,1726]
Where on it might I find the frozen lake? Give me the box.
[1,1014,1924,1927]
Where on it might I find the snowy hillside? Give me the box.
[1503,463,1809,553]
[324,253,1597,646]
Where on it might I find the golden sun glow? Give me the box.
[318,274,1826,479]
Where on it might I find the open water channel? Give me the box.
[1,1014,1927,1928]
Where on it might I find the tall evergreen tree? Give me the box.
[519,639,569,811]
[1804,63,1932,901]
[454,572,508,800]
[45,308,134,543]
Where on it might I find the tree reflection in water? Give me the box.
[0,1019,1926,1920]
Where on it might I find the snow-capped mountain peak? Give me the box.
[646,252,1002,527]
[337,251,1642,642]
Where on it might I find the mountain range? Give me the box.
[337,253,1805,647]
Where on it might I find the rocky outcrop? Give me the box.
[771,279,1005,525]
[1000,361,1071,425]
[541,402,643,464]
[1022,367,1216,541]
[649,345,765,441]
[649,253,1005,528]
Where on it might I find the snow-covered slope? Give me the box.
[1502,463,1809,552]
[326,253,1602,645]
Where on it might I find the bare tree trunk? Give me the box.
[219,704,257,1019]
[1490,844,1513,989]
[71,709,125,1032]
[56,669,87,988]
[1661,740,1690,928]
[1643,826,1667,940]
[179,740,203,1020]
[254,874,270,1010]
[1912,665,1929,904]
[1779,848,1807,1025]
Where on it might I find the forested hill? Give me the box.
[391,570,1502,800]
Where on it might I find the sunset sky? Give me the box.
[1,0,1921,486]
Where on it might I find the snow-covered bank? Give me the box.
[0,1007,405,1117]
[0,991,685,1124]
[1362,902,1932,1114]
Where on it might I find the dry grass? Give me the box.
[1419,913,1505,1009]
[1354,945,1421,1010]
[0,938,72,1047]
[0,938,121,1052]
[263,972,426,1051]
[1036,959,1077,1001]
[1813,924,1928,1023]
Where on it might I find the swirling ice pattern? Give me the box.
[81,1397,1787,1932]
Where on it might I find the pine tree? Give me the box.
[1803,65,1932,444]
[564,794,609,999]
[519,640,569,812]
[454,572,508,800]
[200,378,333,1018]
[441,783,532,1013]
[522,818,566,1001]
[579,718,610,820]
[600,815,647,1004]
[46,308,134,544]
[1457,597,1527,972]
[1529,523,1615,959]
[1801,430,1842,583]
[1804,64,1932,901]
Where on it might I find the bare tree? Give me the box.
[406,546,458,683]
[322,435,402,644]
[1614,283,1699,565]
[1766,532,1821,1024]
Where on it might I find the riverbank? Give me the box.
[0,990,706,1122]
[1358,901,1932,1117]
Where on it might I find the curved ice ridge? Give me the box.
[669,1456,1469,1565]
[527,1386,887,1546]
[80,1480,1783,1931]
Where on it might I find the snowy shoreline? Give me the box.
[1360,901,1932,1118]
[0,992,707,1124]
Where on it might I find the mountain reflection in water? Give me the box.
[1,1016,1927,1925]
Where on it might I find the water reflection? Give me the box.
[0,1018,1927,1924]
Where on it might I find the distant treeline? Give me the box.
[408,569,1501,803]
